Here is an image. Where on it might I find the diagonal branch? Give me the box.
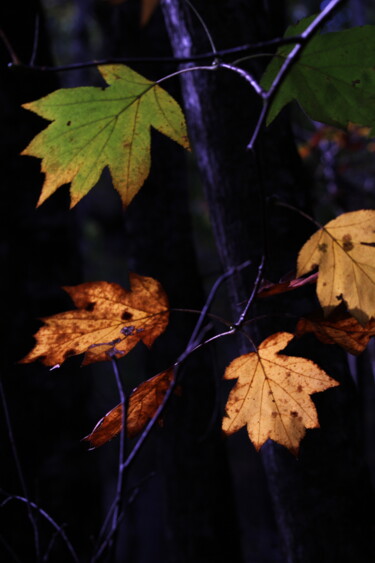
[248,0,347,149]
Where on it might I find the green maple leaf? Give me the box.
[22,65,190,208]
[261,18,375,132]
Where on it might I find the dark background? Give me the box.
[1,1,375,562]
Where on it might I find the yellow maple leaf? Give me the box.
[297,210,375,324]
[20,273,169,366]
[222,332,338,454]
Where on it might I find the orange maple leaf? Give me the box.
[21,273,169,366]
[222,332,338,454]
[296,309,375,356]
[83,368,174,448]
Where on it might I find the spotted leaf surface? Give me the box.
[22,65,190,208]
[297,210,375,324]
[222,332,338,454]
[20,273,169,366]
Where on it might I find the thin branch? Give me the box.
[235,255,265,327]
[121,328,235,474]
[170,308,232,328]
[0,533,23,563]
[0,28,20,64]
[91,357,128,563]
[0,492,79,563]
[109,357,128,561]
[116,262,255,479]
[6,36,305,73]
[185,0,217,57]
[42,525,66,563]
[156,63,219,86]
[248,0,347,149]
[0,378,41,561]
[270,198,323,229]
[187,259,251,347]
[30,14,40,66]
[219,63,265,97]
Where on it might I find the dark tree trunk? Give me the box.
[161,1,374,562]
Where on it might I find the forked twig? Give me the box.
[0,378,41,561]
[248,0,347,149]
[0,492,79,563]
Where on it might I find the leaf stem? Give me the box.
[271,198,323,229]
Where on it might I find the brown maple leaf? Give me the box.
[21,273,169,366]
[222,332,338,454]
[83,369,174,448]
[296,309,375,355]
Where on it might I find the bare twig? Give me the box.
[248,0,347,149]
[0,28,20,64]
[90,356,128,563]
[42,524,67,562]
[108,357,128,561]
[271,198,323,229]
[30,14,40,66]
[6,36,305,73]
[185,0,218,58]
[0,378,41,561]
[0,492,79,563]
[156,64,219,86]
[236,255,265,327]
[170,308,232,328]
[0,533,23,563]
[188,259,251,347]
[219,63,265,97]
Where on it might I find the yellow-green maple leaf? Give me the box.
[21,65,190,208]
[297,210,375,324]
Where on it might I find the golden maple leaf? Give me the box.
[297,210,375,324]
[83,368,173,448]
[21,273,169,366]
[222,332,338,454]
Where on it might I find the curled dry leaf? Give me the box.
[83,369,174,448]
[20,273,169,366]
[222,332,338,455]
[296,309,375,356]
[297,210,375,325]
[257,272,318,299]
